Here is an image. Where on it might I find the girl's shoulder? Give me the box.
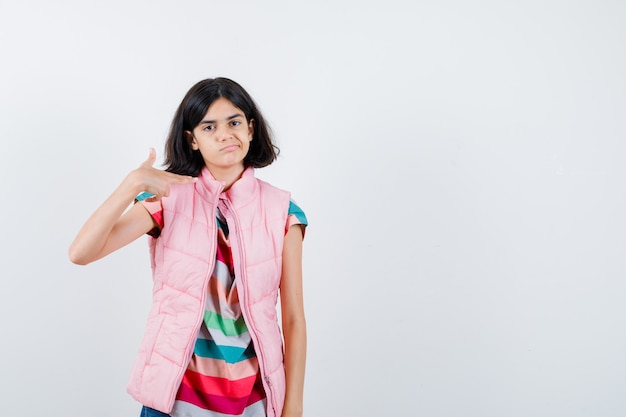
[288,199,308,226]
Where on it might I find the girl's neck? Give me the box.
[207,165,246,191]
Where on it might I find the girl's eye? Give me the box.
[203,125,215,131]
[231,120,241,127]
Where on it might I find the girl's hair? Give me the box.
[164,77,279,176]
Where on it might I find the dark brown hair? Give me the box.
[164,77,279,176]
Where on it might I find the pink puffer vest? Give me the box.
[126,167,291,417]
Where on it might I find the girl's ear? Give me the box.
[248,119,255,140]
[185,130,198,150]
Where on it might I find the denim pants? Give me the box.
[140,406,171,417]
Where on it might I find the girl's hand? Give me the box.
[68,148,196,265]
[281,408,303,417]
[126,148,197,201]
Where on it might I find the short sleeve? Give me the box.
[286,199,308,237]
[135,192,164,237]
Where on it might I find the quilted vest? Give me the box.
[126,167,291,417]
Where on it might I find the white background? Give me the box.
[1,0,625,416]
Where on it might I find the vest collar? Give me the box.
[196,166,258,207]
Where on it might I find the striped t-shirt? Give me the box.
[137,195,307,417]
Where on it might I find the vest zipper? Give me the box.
[220,197,276,417]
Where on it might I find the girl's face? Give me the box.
[188,97,254,174]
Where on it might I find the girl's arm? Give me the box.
[280,224,307,417]
[68,148,196,265]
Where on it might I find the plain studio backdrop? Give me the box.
[1,0,625,416]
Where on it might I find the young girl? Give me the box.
[69,77,307,417]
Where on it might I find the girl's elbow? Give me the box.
[68,246,91,265]
[283,314,307,330]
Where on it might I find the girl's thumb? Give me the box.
[141,147,156,167]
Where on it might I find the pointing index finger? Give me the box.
[165,171,198,184]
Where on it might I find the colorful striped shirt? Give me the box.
[137,195,307,417]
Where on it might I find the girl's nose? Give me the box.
[215,124,231,141]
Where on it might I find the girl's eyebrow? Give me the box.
[199,113,244,125]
